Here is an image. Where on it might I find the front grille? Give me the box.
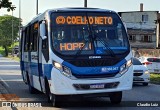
[67,59,119,67]
[134,73,143,76]
[73,82,119,90]
[134,70,143,76]
[72,72,118,79]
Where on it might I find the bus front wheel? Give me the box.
[45,80,60,107]
[49,94,61,107]
[109,91,122,104]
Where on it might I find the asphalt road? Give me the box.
[0,57,160,110]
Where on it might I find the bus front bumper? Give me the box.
[49,66,133,95]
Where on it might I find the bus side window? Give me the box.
[42,39,47,49]
[31,22,38,51]
[33,23,38,51]
[41,22,49,62]
[29,25,34,51]
[24,27,31,52]
[24,29,27,51]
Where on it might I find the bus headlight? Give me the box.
[53,62,62,70]
[119,59,132,75]
[52,61,72,77]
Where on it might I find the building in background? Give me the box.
[119,3,160,49]
[157,14,160,48]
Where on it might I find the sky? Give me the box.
[0,0,160,25]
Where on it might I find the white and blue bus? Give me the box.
[20,8,133,106]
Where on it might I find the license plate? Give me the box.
[154,69,159,72]
[134,77,142,81]
[90,84,105,89]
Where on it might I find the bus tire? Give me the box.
[50,94,61,107]
[45,79,60,107]
[45,79,51,103]
[27,74,37,94]
[109,91,122,104]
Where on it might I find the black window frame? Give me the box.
[31,22,38,52]
[24,26,31,52]
[142,15,148,22]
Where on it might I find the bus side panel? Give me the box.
[30,52,42,91]
[23,52,29,83]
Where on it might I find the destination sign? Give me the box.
[56,16,113,25]
[60,42,91,51]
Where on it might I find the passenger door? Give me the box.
[29,22,42,91]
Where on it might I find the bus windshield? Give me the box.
[51,12,129,56]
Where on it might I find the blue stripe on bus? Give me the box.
[20,61,24,71]
[20,61,53,80]
[44,64,52,80]
[30,62,39,76]
[21,58,126,79]
[62,59,126,75]
[23,62,29,72]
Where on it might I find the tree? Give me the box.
[0,0,16,11]
[0,15,20,56]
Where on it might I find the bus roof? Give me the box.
[47,7,116,13]
[23,7,117,27]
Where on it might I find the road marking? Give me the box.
[0,77,10,88]
[0,65,19,66]
[1,79,23,82]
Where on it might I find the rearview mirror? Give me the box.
[40,21,47,40]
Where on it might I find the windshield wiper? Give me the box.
[74,13,94,58]
[74,38,90,58]
[94,34,116,57]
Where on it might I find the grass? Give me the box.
[150,73,160,84]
